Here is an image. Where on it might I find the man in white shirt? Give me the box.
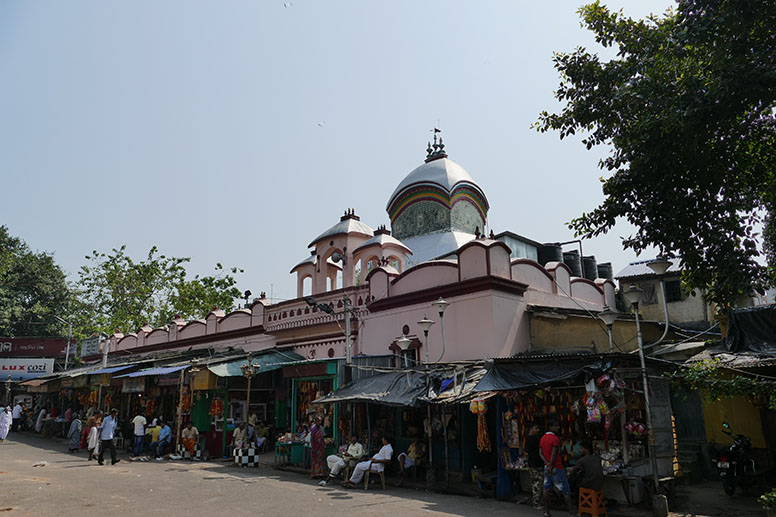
[98,409,120,466]
[319,434,364,486]
[342,435,393,488]
[11,403,22,432]
[131,409,147,458]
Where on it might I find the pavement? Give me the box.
[0,433,767,517]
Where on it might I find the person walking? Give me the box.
[11,402,22,432]
[97,408,120,466]
[0,406,11,441]
[525,422,545,510]
[67,413,82,452]
[87,411,103,461]
[540,420,576,517]
[309,417,326,479]
[131,409,147,458]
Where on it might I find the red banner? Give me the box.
[0,338,69,357]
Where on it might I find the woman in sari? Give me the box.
[87,411,103,461]
[0,406,11,441]
[80,414,94,450]
[67,413,82,452]
[35,407,47,433]
[309,416,326,479]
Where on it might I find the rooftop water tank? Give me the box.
[583,255,598,281]
[563,250,583,277]
[597,262,613,280]
[538,243,563,266]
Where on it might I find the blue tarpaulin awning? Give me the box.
[207,350,305,377]
[89,364,136,375]
[115,365,188,378]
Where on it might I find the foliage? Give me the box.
[760,488,776,510]
[667,358,776,410]
[0,226,72,337]
[76,245,243,336]
[535,1,776,307]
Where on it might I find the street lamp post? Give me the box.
[431,298,450,361]
[395,334,411,368]
[624,284,667,515]
[240,355,260,418]
[54,316,73,370]
[597,305,619,353]
[646,257,674,347]
[417,316,435,364]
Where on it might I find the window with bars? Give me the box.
[665,280,683,302]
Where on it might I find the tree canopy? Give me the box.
[0,226,72,337]
[76,245,243,336]
[536,0,776,307]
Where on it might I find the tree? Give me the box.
[76,245,243,335]
[536,0,776,307]
[0,226,72,337]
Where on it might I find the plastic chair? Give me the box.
[578,487,607,517]
[364,468,386,490]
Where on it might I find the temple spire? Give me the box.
[424,128,448,162]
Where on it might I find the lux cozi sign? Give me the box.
[0,358,55,380]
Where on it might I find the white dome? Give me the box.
[308,216,374,248]
[387,157,485,210]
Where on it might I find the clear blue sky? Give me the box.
[0,0,674,303]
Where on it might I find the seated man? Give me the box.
[255,421,269,450]
[231,422,248,453]
[397,435,426,485]
[569,439,604,493]
[342,435,393,488]
[150,420,171,460]
[181,421,199,459]
[319,434,364,486]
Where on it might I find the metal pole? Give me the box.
[101,334,108,369]
[607,324,614,353]
[65,321,72,370]
[438,312,447,362]
[344,296,352,365]
[246,374,252,416]
[423,330,430,364]
[443,403,449,488]
[175,368,185,450]
[634,305,661,493]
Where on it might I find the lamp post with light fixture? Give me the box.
[240,355,260,419]
[598,305,619,353]
[417,316,435,364]
[431,297,450,361]
[623,284,666,515]
[395,334,412,367]
[646,257,674,347]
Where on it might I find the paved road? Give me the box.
[0,433,527,517]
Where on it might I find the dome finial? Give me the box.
[424,127,447,162]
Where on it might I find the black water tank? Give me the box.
[583,255,598,281]
[538,243,563,266]
[597,262,613,280]
[563,250,583,277]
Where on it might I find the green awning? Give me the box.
[207,350,305,377]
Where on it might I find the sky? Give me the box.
[0,0,675,304]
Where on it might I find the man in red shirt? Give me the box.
[539,420,576,517]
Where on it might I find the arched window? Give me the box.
[302,276,312,296]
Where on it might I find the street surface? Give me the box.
[0,433,524,516]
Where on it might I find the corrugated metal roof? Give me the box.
[89,364,137,375]
[115,365,188,378]
[615,258,682,279]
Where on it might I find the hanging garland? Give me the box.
[470,398,491,452]
[180,394,192,413]
[668,358,776,410]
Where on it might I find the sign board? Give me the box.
[0,358,55,381]
[80,337,102,358]
[157,375,180,386]
[122,377,146,393]
[0,338,68,358]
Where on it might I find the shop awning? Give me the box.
[313,370,434,407]
[20,378,48,387]
[115,365,188,378]
[207,351,304,377]
[473,358,610,392]
[420,367,497,405]
[89,364,137,375]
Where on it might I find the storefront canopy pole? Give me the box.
[443,403,449,488]
[175,368,185,450]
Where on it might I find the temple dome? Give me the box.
[386,157,486,211]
